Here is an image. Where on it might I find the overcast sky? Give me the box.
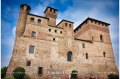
[1,0,119,69]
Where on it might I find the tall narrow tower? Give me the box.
[16,4,31,37]
[44,6,58,26]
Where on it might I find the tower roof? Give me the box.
[74,17,110,32]
[20,4,31,10]
[44,6,58,13]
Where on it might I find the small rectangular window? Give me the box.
[38,67,43,75]
[103,52,106,57]
[86,53,88,59]
[65,23,67,26]
[49,29,51,32]
[55,30,57,33]
[60,31,62,34]
[31,31,36,37]
[38,19,41,23]
[82,43,85,48]
[100,34,103,42]
[69,24,71,28]
[30,18,34,22]
[29,45,35,54]
[53,38,55,41]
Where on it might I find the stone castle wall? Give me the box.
[6,4,118,79]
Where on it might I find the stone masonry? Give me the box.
[6,4,118,79]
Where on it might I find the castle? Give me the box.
[6,4,118,79]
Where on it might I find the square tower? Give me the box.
[44,6,58,26]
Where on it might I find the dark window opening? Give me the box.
[49,29,51,32]
[31,31,36,37]
[100,34,103,42]
[69,24,71,28]
[30,18,34,22]
[38,67,43,75]
[98,22,100,25]
[95,21,97,24]
[67,51,72,61]
[65,23,67,26]
[27,61,31,66]
[38,19,41,23]
[60,31,62,34]
[86,53,88,59]
[82,43,85,48]
[29,45,35,54]
[50,65,52,69]
[55,30,57,33]
[54,10,56,13]
[50,8,52,12]
[103,52,106,57]
[53,38,55,41]
[92,37,94,40]
[91,20,93,23]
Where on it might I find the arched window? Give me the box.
[30,17,34,22]
[67,51,72,61]
[27,61,31,66]
[38,19,41,23]
[103,52,106,57]
[100,34,103,42]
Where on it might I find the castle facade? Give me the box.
[6,4,118,79]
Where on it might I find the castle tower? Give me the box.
[44,6,58,26]
[74,18,118,77]
[16,4,31,37]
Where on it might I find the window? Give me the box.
[54,10,56,13]
[103,52,106,57]
[55,30,57,33]
[60,31,62,34]
[49,29,51,32]
[82,43,85,48]
[29,45,35,54]
[100,34,103,42]
[53,38,55,41]
[50,65,52,69]
[31,31,36,37]
[38,19,41,23]
[92,37,94,40]
[50,8,52,12]
[95,21,97,24]
[69,24,71,28]
[67,51,72,61]
[30,18,34,22]
[27,61,31,66]
[65,23,67,26]
[38,67,43,75]
[86,53,88,59]
[91,20,93,23]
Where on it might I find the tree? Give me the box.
[1,67,7,78]
[13,67,25,79]
[71,70,78,79]
[108,74,119,79]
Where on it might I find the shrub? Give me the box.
[71,70,78,79]
[1,67,8,78]
[13,67,25,79]
[108,74,119,79]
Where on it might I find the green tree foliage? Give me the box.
[108,74,119,79]
[1,67,8,78]
[13,67,25,79]
[71,70,78,79]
